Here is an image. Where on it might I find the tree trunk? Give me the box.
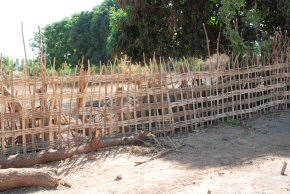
[0,132,149,169]
[0,168,61,191]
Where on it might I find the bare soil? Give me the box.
[3,110,290,194]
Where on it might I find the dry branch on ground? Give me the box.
[0,131,150,169]
[0,168,68,191]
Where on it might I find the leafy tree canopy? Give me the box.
[31,0,118,69]
[30,0,290,67]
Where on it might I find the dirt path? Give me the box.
[4,110,290,194]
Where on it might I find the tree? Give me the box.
[29,30,45,59]
[90,0,119,63]
[1,55,14,72]
[246,0,290,36]
[43,18,73,68]
[107,7,140,59]
[30,0,289,66]
[109,0,221,61]
[70,11,94,65]
[217,0,290,55]
[30,0,117,68]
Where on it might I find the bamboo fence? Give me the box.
[0,35,289,158]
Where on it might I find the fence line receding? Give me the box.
[0,35,289,158]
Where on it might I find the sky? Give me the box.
[0,0,104,59]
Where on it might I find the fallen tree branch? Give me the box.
[0,168,69,191]
[0,132,149,169]
[135,144,185,166]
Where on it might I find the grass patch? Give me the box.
[227,118,241,126]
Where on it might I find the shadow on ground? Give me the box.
[2,110,290,193]
[162,110,290,169]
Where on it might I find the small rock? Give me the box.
[114,175,122,181]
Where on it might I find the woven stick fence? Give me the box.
[0,35,289,158]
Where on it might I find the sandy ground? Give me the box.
[3,110,290,194]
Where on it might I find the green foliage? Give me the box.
[218,0,289,56]
[175,57,204,71]
[243,5,261,29]
[30,0,117,68]
[227,118,241,126]
[70,11,94,64]
[29,30,45,58]
[107,7,131,58]
[1,56,15,73]
[110,0,220,61]
[43,17,73,68]
[218,0,245,25]
[218,0,252,55]
[27,59,41,75]
[27,0,289,67]
[90,0,118,63]
[254,0,290,36]
[1,56,42,76]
